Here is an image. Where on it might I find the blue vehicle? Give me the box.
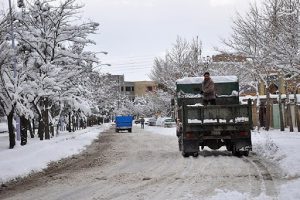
[115,116,133,133]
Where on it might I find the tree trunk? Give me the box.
[68,112,72,132]
[38,117,44,140]
[278,93,285,131]
[44,98,50,139]
[72,114,75,132]
[296,105,300,132]
[287,103,294,132]
[20,116,27,146]
[7,110,15,149]
[294,92,300,132]
[265,89,271,131]
[32,119,35,137]
[28,119,34,138]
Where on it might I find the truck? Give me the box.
[174,76,252,157]
[115,115,133,133]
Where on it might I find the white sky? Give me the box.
[2,0,260,81]
[80,0,261,81]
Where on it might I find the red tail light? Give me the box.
[239,131,248,136]
[185,132,197,139]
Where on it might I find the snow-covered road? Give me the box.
[0,126,287,200]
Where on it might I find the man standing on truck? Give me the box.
[201,72,216,105]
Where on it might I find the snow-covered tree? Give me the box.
[150,36,206,94]
[224,0,300,131]
[0,13,18,148]
[13,0,99,139]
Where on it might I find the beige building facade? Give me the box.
[134,81,158,97]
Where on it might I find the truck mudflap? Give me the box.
[232,138,252,151]
[181,139,199,156]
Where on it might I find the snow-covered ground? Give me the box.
[0,124,110,183]
[0,123,7,133]
[1,123,300,199]
[143,124,300,200]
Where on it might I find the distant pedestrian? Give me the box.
[140,117,145,129]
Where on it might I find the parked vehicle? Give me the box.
[144,118,150,125]
[155,117,165,126]
[115,116,133,132]
[175,76,252,157]
[148,118,157,126]
[162,118,176,128]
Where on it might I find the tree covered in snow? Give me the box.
[150,36,205,94]
[224,0,300,130]
[225,0,300,89]
[0,12,19,148]
[123,90,172,117]
[0,0,102,148]
[149,36,252,95]
[15,0,99,139]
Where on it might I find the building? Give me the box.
[134,81,158,97]
[103,74,158,101]
[212,53,246,62]
[122,81,135,101]
[258,72,300,95]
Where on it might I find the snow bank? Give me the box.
[209,189,274,200]
[0,122,7,133]
[0,124,110,183]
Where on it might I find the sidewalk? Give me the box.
[0,124,111,183]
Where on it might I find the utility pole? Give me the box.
[117,75,120,109]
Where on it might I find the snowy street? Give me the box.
[1,124,300,200]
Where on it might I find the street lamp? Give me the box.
[203,56,211,72]
[101,63,111,66]
[95,51,108,55]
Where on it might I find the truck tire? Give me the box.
[192,152,199,157]
[232,145,241,157]
[242,150,249,157]
[128,128,132,133]
[182,151,189,157]
[116,129,119,133]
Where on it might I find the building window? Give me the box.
[132,87,134,91]
[147,86,153,92]
[126,86,131,91]
[121,87,124,92]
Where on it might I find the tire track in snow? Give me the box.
[242,156,279,199]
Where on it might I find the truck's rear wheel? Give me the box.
[182,151,189,157]
[128,128,132,133]
[232,145,241,157]
[242,150,249,157]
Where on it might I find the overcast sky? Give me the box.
[3,0,260,81]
